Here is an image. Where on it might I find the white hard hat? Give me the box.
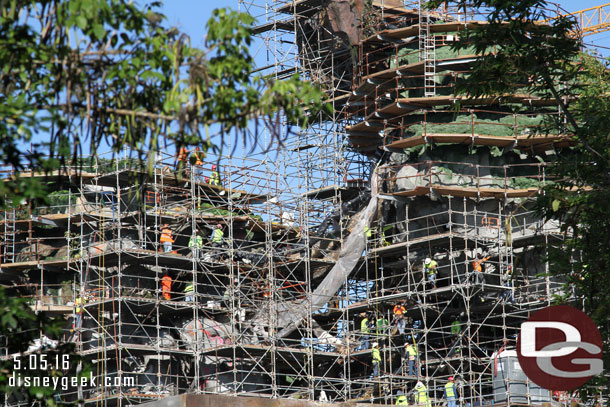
[372,342,378,347]
[416,381,424,388]
[425,258,431,265]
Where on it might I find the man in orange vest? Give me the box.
[160,224,174,253]
[472,253,490,287]
[191,147,204,180]
[161,273,172,300]
[393,301,406,335]
[177,146,189,163]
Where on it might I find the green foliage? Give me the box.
[536,57,610,393]
[0,287,87,406]
[0,2,327,209]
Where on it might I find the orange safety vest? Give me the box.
[192,149,203,165]
[178,147,189,162]
[160,228,174,243]
[161,275,172,300]
[393,305,405,315]
[472,256,489,272]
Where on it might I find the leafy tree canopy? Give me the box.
[0,0,328,209]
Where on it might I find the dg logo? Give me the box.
[517,305,603,390]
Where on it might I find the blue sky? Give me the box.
[160,1,610,56]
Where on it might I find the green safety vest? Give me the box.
[451,320,461,335]
[189,235,203,248]
[184,284,194,293]
[377,318,389,334]
[425,260,438,274]
[445,382,456,398]
[361,318,370,334]
[396,395,408,405]
[212,229,224,243]
[417,386,429,403]
[371,347,381,362]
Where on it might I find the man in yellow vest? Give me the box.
[359,312,371,350]
[424,257,438,289]
[210,164,220,186]
[73,294,86,331]
[396,390,408,405]
[211,224,224,248]
[371,342,381,378]
[415,381,431,407]
[184,281,194,302]
[445,376,458,407]
[189,229,204,259]
[406,343,418,376]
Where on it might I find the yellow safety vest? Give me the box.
[417,385,429,402]
[371,347,381,362]
[212,229,224,243]
[361,318,370,334]
[189,235,203,248]
[396,395,408,405]
[75,297,85,313]
[184,284,194,293]
[445,382,456,398]
[406,345,417,358]
[210,171,220,185]
[425,260,438,274]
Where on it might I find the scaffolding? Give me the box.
[1,1,608,407]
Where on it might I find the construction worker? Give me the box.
[360,312,370,350]
[210,164,220,186]
[189,229,203,259]
[396,390,408,405]
[472,253,489,287]
[160,224,174,253]
[211,224,224,248]
[371,342,381,378]
[414,382,431,407]
[424,257,438,289]
[393,301,406,335]
[445,376,458,407]
[184,278,195,302]
[451,318,461,337]
[502,264,515,303]
[377,313,389,339]
[191,148,204,180]
[161,273,172,300]
[73,293,86,331]
[405,342,418,376]
[177,146,189,163]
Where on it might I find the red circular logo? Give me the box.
[517,305,603,391]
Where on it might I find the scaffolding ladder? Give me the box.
[419,0,436,97]
[3,208,16,263]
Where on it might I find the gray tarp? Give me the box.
[260,168,380,339]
